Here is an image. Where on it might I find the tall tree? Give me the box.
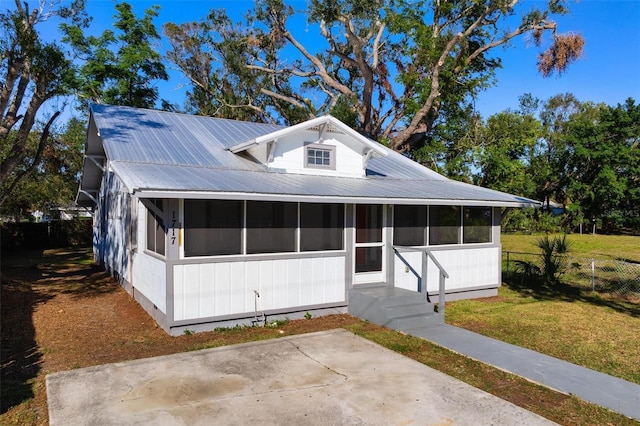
[0,0,87,206]
[475,108,541,197]
[0,116,85,219]
[62,2,168,109]
[164,0,583,154]
[564,99,640,231]
[534,92,582,209]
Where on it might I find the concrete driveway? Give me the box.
[47,329,555,425]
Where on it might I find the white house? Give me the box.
[77,105,538,335]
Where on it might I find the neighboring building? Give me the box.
[77,105,538,335]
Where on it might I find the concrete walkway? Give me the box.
[406,323,640,421]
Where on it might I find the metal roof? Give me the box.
[77,104,539,208]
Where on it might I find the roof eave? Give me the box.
[130,188,540,208]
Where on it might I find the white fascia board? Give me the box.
[228,115,388,158]
[324,116,387,157]
[131,189,540,208]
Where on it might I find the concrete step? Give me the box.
[352,286,428,307]
[378,294,428,308]
[386,315,429,330]
[381,302,434,318]
[348,286,442,330]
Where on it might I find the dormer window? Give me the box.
[305,143,335,170]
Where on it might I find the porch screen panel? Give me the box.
[393,205,426,246]
[355,204,382,243]
[355,204,383,273]
[247,201,297,254]
[184,200,242,256]
[355,247,382,272]
[429,205,461,245]
[463,206,492,243]
[300,203,344,251]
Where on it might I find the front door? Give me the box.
[353,204,384,284]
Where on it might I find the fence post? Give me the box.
[591,259,595,292]
[506,251,510,273]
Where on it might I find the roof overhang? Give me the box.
[75,111,107,207]
[130,189,540,208]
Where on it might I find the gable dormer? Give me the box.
[228,115,387,178]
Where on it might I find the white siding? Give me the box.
[131,251,167,313]
[96,170,131,283]
[131,202,167,313]
[173,256,346,322]
[259,130,365,177]
[394,247,500,293]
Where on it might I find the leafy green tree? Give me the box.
[475,108,541,197]
[62,2,168,109]
[0,117,85,220]
[534,93,583,210]
[163,12,285,122]
[0,0,87,206]
[564,99,640,232]
[164,0,584,153]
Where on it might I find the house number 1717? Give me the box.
[171,211,177,245]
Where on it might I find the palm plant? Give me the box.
[536,234,571,285]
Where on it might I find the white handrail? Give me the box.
[393,246,449,318]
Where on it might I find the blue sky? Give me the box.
[23,0,640,119]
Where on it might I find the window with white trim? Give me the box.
[146,199,165,256]
[305,144,335,169]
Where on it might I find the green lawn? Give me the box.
[501,233,640,263]
[447,233,640,385]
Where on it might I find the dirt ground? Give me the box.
[2,248,637,426]
[1,248,362,425]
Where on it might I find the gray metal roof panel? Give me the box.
[110,162,536,205]
[90,104,282,171]
[86,105,538,207]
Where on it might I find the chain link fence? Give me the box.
[503,251,640,296]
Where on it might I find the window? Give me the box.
[428,205,461,245]
[300,203,344,251]
[393,205,427,246]
[463,207,492,243]
[146,199,165,256]
[246,201,297,254]
[305,144,335,169]
[184,200,243,256]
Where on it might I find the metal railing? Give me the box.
[503,251,640,296]
[393,246,449,317]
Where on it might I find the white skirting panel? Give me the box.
[132,252,167,313]
[173,256,346,322]
[394,247,500,293]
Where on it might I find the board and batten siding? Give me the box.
[173,255,346,322]
[96,170,131,283]
[130,200,167,313]
[251,130,365,177]
[131,253,167,314]
[393,247,500,293]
